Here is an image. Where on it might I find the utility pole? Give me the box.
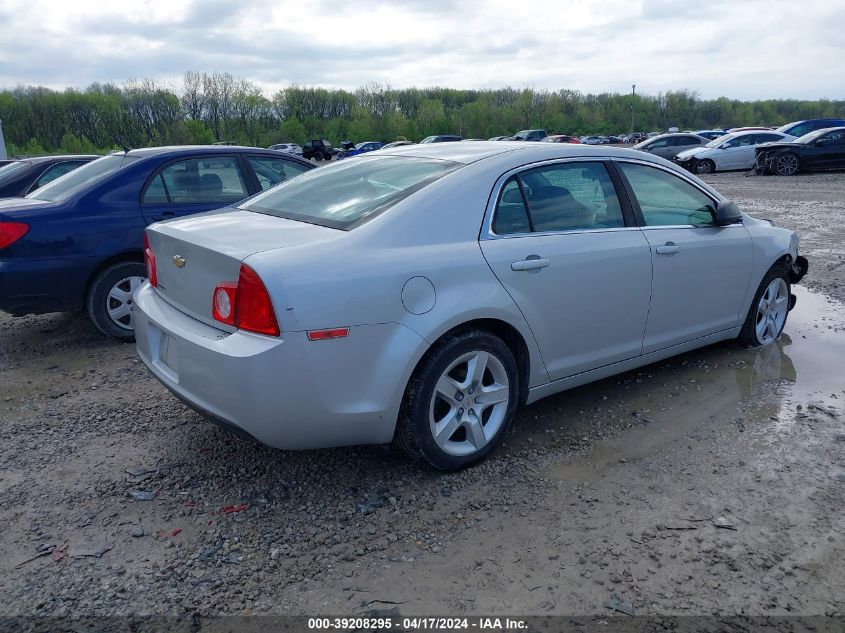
[630,84,636,137]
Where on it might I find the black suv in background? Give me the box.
[302,140,334,161]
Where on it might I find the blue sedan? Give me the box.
[0,145,314,338]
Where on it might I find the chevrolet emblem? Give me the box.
[172,255,186,268]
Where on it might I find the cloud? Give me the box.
[0,0,842,100]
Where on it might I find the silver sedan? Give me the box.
[134,142,808,470]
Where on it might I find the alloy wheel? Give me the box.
[107,276,144,331]
[755,278,788,345]
[775,153,799,176]
[695,159,715,174]
[428,351,510,457]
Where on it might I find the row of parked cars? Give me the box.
[632,119,845,174]
[2,117,842,342]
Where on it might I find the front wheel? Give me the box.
[86,261,146,340]
[738,266,791,348]
[694,159,716,174]
[395,330,519,471]
[774,152,800,176]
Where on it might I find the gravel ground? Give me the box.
[0,170,843,623]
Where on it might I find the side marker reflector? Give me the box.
[307,327,350,341]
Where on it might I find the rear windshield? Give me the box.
[241,155,461,230]
[0,160,32,184]
[27,154,138,202]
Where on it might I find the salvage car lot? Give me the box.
[0,172,843,618]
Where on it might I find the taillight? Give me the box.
[211,264,280,336]
[0,222,29,250]
[143,233,157,287]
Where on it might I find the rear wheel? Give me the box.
[395,330,519,471]
[694,159,716,174]
[738,265,791,348]
[774,152,800,176]
[87,261,146,340]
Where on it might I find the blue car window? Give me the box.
[153,157,248,204]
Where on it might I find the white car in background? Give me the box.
[267,143,303,157]
[674,130,792,174]
[134,142,808,471]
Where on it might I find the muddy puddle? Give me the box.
[502,286,845,481]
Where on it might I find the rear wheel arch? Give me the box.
[82,250,144,305]
[408,317,532,408]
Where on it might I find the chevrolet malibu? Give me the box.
[134,142,808,471]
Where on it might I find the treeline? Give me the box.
[2,72,844,155]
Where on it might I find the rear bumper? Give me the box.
[133,282,426,449]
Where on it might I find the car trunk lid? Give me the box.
[146,209,338,328]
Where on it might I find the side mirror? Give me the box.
[720,142,731,149]
[713,200,743,226]
[814,138,829,146]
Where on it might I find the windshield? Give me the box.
[241,155,461,230]
[419,136,436,144]
[793,128,835,144]
[705,133,734,148]
[0,161,32,184]
[27,154,138,202]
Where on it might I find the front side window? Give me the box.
[249,156,310,191]
[144,156,247,204]
[618,163,715,227]
[242,155,460,230]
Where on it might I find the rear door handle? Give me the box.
[153,211,176,222]
[511,258,550,271]
[655,242,680,255]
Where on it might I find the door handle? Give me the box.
[655,242,680,255]
[511,257,550,271]
[153,211,175,222]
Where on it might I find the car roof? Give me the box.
[16,154,99,163]
[119,146,314,168]
[646,133,707,140]
[124,145,287,158]
[377,140,689,165]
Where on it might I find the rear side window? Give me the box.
[492,162,624,234]
[618,163,715,227]
[249,156,310,191]
[143,156,247,204]
[242,156,460,230]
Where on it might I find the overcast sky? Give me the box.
[0,0,842,100]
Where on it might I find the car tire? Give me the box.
[774,152,800,176]
[738,264,791,348]
[694,159,716,175]
[86,261,146,341]
[323,152,332,161]
[395,329,519,471]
